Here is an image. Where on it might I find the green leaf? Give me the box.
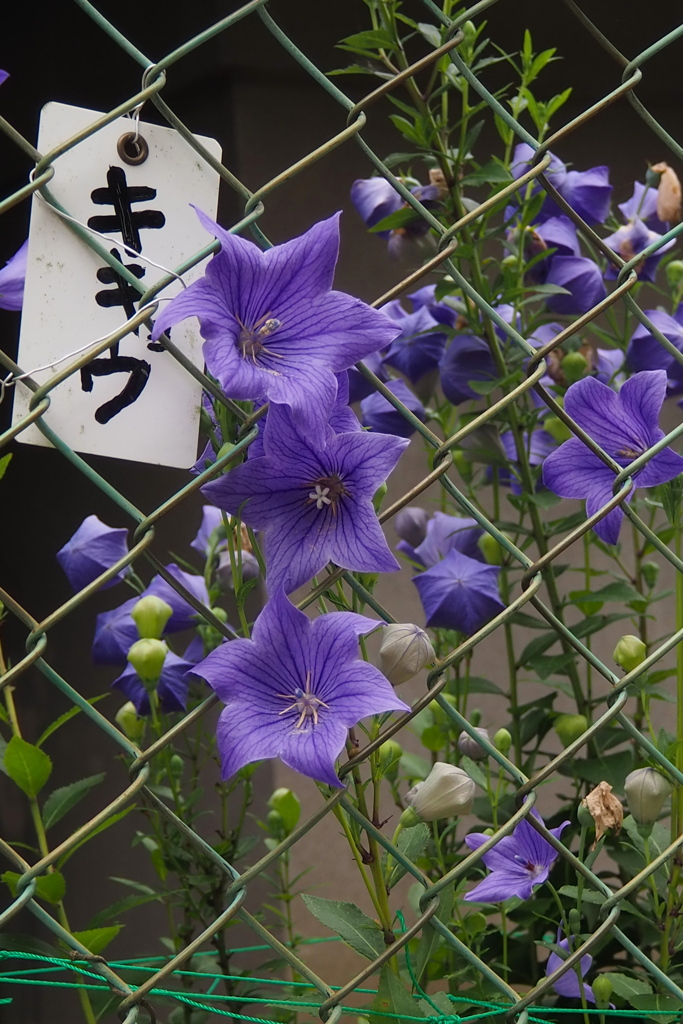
[570,751,634,789]
[416,23,441,48]
[399,751,430,782]
[461,160,512,186]
[370,964,425,1024]
[57,807,135,868]
[369,205,421,234]
[70,926,122,955]
[338,30,395,52]
[0,453,12,481]
[300,894,384,960]
[4,736,52,798]
[268,788,301,834]
[388,114,423,146]
[3,870,66,905]
[43,773,106,831]
[385,822,430,890]
[88,892,165,929]
[36,695,110,748]
[607,972,652,1001]
[629,994,680,1023]
[416,884,453,980]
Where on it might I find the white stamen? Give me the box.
[309,485,332,510]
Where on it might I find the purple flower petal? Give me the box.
[412,512,484,569]
[190,505,226,555]
[381,304,448,383]
[413,549,504,635]
[464,811,567,902]
[439,335,497,404]
[558,166,612,225]
[57,515,129,591]
[545,256,606,315]
[361,380,426,438]
[0,239,28,311]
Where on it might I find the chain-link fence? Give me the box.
[2,1,683,1022]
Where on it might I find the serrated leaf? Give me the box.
[370,964,425,1024]
[43,773,106,831]
[629,993,680,1022]
[300,894,384,960]
[36,695,110,748]
[385,822,430,890]
[4,736,52,798]
[416,883,453,980]
[607,972,652,1000]
[3,870,65,905]
[70,926,122,955]
[339,30,395,52]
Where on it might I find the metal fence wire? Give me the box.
[2,0,683,1022]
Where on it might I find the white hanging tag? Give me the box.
[12,101,222,469]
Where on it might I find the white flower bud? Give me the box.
[131,595,173,640]
[624,767,672,826]
[127,638,167,685]
[379,623,435,684]
[457,727,490,761]
[613,635,647,674]
[403,762,475,822]
[115,701,145,742]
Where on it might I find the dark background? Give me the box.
[1,0,681,1019]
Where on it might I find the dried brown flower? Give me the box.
[582,781,623,845]
[651,162,682,224]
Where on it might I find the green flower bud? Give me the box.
[477,533,503,565]
[379,623,435,684]
[428,692,456,725]
[543,415,573,444]
[461,20,477,48]
[268,788,301,833]
[216,441,238,471]
[115,701,145,742]
[494,728,512,754]
[666,260,683,290]
[613,635,647,673]
[641,561,660,589]
[372,482,388,513]
[210,606,228,624]
[568,908,581,936]
[464,912,487,936]
[131,595,173,640]
[592,975,613,1010]
[404,762,475,822]
[378,740,403,781]
[469,708,482,727]
[624,767,673,826]
[169,754,184,779]
[266,809,283,835]
[127,638,167,686]
[481,827,495,837]
[561,351,588,384]
[452,449,473,482]
[577,801,594,827]
[554,713,588,747]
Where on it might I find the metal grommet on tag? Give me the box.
[117,132,149,165]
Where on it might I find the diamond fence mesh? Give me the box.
[2,1,683,1022]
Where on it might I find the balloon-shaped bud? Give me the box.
[379,623,435,684]
[401,763,475,825]
[378,740,403,780]
[268,787,301,834]
[494,728,512,754]
[169,754,184,779]
[131,595,173,640]
[394,507,429,548]
[543,415,573,444]
[624,767,672,827]
[666,260,683,290]
[554,713,588,747]
[561,351,588,384]
[613,635,647,673]
[115,701,145,742]
[458,727,490,761]
[477,533,503,565]
[592,975,613,1010]
[127,638,167,685]
[373,482,388,513]
[641,561,660,589]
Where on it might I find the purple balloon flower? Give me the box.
[347,351,389,404]
[618,181,668,233]
[559,166,612,226]
[464,811,570,902]
[409,284,464,328]
[360,379,426,438]
[381,302,448,384]
[191,505,227,556]
[603,217,674,282]
[57,515,130,592]
[201,402,408,594]
[93,565,210,664]
[0,71,8,87]
[413,549,504,635]
[113,649,196,715]
[0,239,28,312]
[543,370,683,544]
[191,589,410,786]
[400,511,484,567]
[535,216,581,259]
[393,506,430,549]
[439,334,497,404]
[627,308,683,386]
[546,930,596,1004]
[151,209,401,438]
[351,177,441,257]
[545,256,606,315]
[500,429,557,493]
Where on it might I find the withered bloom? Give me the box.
[582,781,623,844]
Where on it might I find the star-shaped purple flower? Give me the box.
[351,177,441,257]
[465,811,569,902]
[0,239,28,312]
[627,307,683,387]
[380,301,448,384]
[619,181,668,233]
[543,370,683,544]
[190,505,227,556]
[57,515,130,591]
[544,256,606,315]
[398,511,484,567]
[191,589,410,786]
[150,209,401,437]
[439,334,497,405]
[201,402,408,594]
[500,429,557,494]
[413,549,504,635]
[360,379,426,438]
[113,648,197,715]
[546,930,595,1004]
[603,217,674,282]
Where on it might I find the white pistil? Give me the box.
[276,671,330,730]
[309,484,332,510]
